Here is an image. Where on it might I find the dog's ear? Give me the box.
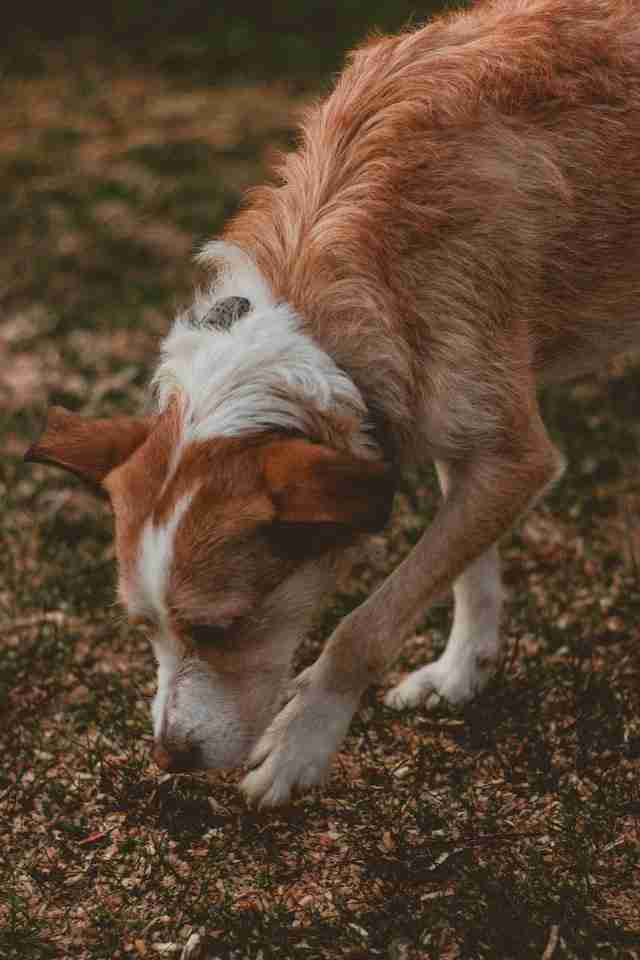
[24,406,154,488]
[263,439,395,532]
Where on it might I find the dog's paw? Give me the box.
[240,684,357,808]
[385,654,495,711]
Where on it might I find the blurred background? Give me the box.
[3,6,640,957]
[1,0,451,427]
[5,1,446,81]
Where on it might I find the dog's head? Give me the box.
[25,398,393,772]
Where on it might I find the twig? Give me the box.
[430,829,549,850]
[542,924,560,960]
[623,496,640,582]
[503,629,521,678]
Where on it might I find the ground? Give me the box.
[1,11,640,960]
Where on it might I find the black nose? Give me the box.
[153,740,202,773]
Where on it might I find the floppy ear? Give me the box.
[263,439,395,532]
[24,406,154,487]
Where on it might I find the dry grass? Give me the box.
[2,35,640,960]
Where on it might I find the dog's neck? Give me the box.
[152,243,380,459]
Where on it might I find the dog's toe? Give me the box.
[385,667,438,710]
[241,684,357,808]
[241,762,294,809]
[385,660,484,711]
[425,691,443,710]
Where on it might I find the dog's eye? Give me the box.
[188,623,234,647]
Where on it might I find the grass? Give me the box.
[2,3,640,958]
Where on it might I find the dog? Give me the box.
[25,0,640,807]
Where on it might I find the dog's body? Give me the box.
[27,0,640,805]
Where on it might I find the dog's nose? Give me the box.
[153,740,202,773]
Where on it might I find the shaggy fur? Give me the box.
[26,0,640,807]
[222,0,640,462]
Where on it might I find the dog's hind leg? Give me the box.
[385,461,504,709]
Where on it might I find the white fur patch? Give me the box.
[149,629,246,763]
[152,242,376,455]
[385,544,504,709]
[137,492,194,622]
[150,632,180,736]
[197,240,275,310]
[155,656,244,761]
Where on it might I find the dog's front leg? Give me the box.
[241,422,563,808]
[385,461,504,710]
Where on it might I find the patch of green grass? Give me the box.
[1,893,58,960]
[1,154,56,180]
[39,127,88,149]
[126,139,215,176]
[157,180,238,238]
[2,1,458,84]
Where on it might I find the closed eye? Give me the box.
[188,622,234,646]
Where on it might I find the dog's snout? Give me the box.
[153,739,202,773]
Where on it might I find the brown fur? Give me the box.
[226,0,640,462]
[24,406,153,487]
[159,436,393,628]
[104,400,181,580]
[25,0,640,800]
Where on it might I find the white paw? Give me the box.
[240,684,357,808]
[385,654,496,711]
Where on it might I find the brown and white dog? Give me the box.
[26,0,640,806]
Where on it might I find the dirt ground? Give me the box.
[2,20,640,960]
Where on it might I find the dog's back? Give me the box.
[226,0,640,461]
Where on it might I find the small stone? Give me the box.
[393,765,411,779]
